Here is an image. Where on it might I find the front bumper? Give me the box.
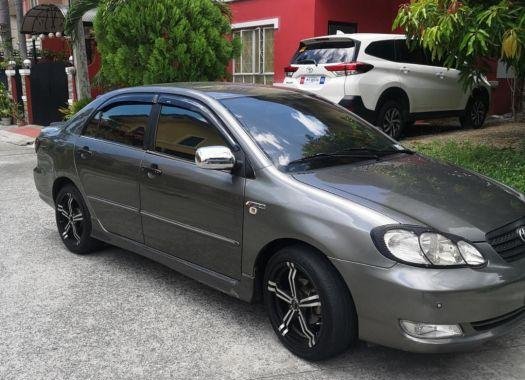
[331,244,525,353]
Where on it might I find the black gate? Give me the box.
[30,62,68,126]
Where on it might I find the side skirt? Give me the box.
[91,223,256,303]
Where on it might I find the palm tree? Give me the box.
[13,0,27,60]
[0,0,12,59]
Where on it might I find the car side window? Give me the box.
[83,103,152,148]
[365,40,395,61]
[154,105,228,161]
[394,40,443,67]
[394,40,428,65]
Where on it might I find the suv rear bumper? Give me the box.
[338,96,376,123]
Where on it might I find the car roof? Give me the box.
[103,82,301,101]
[301,33,405,44]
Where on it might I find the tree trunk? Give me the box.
[71,13,91,100]
[0,0,13,59]
[13,0,27,60]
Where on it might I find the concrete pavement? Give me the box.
[0,140,524,380]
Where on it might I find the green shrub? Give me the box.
[59,98,92,120]
[94,0,241,86]
[410,141,525,193]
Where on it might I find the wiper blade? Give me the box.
[337,147,414,156]
[296,59,317,65]
[287,152,379,167]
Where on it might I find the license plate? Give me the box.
[300,76,325,85]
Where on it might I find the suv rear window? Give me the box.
[291,40,357,65]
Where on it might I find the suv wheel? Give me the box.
[55,184,102,254]
[460,95,487,129]
[376,100,406,139]
[263,245,357,361]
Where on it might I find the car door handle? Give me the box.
[141,164,163,178]
[77,146,93,159]
[435,72,445,79]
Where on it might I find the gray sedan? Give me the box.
[33,83,525,361]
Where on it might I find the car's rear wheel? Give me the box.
[376,100,407,139]
[460,95,488,129]
[55,184,101,254]
[263,245,357,361]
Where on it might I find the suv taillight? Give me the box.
[325,62,374,76]
[284,65,299,77]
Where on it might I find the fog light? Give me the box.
[400,320,463,339]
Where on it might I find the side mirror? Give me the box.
[195,146,236,170]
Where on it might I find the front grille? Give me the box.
[486,217,525,262]
[471,307,525,332]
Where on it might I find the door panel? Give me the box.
[139,101,245,278]
[441,68,468,110]
[76,137,145,241]
[394,40,450,112]
[75,100,154,242]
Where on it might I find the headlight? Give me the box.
[372,226,486,268]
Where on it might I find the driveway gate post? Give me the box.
[5,69,19,107]
[65,66,78,105]
[19,69,34,125]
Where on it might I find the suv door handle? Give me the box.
[77,146,93,159]
[141,163,163,178]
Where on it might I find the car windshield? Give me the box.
[221,93,401,173]
[292,41,356,65]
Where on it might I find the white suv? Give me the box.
[280,33,491,139]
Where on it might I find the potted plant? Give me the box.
[11,101,24,126]
[0,84,13,126]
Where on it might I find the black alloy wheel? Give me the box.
[264,246,356,361]
[461,96,487,129]
[377,100,406,139]
[55,184,101,254]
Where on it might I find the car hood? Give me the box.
[292,154,525,242]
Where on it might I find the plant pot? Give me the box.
[1,117,12,126]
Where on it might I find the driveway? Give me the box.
[1,140,524,380]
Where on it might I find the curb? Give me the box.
[0,129,37,146]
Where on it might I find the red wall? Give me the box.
[231,0,317,83]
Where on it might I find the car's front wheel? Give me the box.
[460,95,488,129]
[55,184,102,254]
[263,245,357,361]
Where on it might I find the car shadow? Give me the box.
[46,231,523,370]
[402,119,465,139]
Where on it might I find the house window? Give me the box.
[232,27,274,85]
[328,22,357,35]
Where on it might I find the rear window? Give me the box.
[291,40,357,65]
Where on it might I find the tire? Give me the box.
[460,95,488,129]
[376,99,407,140]
[55,184,102,254]
[263,245,357,361]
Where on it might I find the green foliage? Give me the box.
[393,0,525,84]
[59,98,92,120]
[0,83,13,118]
[93,0,241,86]
[410,140,525,193]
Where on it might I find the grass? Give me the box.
[408,140,525,193]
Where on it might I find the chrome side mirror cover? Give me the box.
[195,146,236,170]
